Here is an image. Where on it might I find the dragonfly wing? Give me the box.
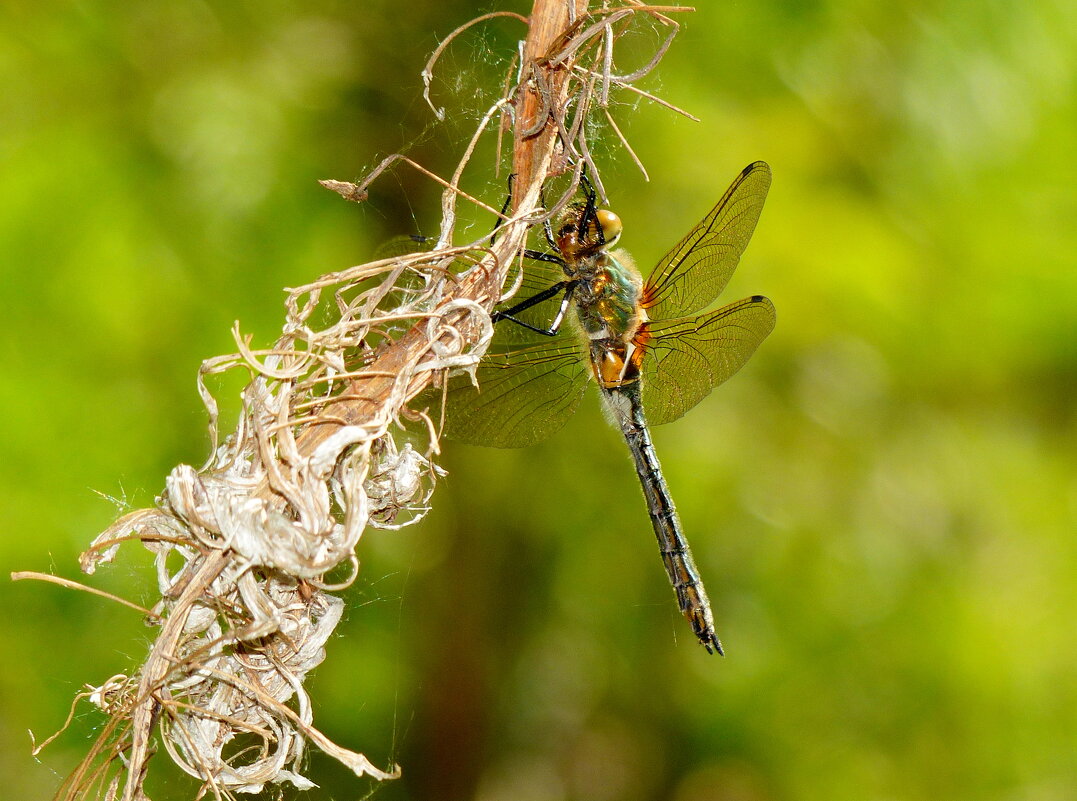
[641,162,772,320]
[639,295,775,426]
[372,234,433,260]
[437,336,589,449]
[499,254,566,311]
[430,251,587,448]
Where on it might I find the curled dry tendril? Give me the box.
[20,3,694,798]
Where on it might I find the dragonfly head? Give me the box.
[556,203,623,259]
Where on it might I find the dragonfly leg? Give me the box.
[492,280,577,337]
[542,184,558,250]
[578,169,607,249]
[488,174,516,247]
[523,249,566,266]
[491,174,564,265]
[538,180,558,250]
[543,216,557,250]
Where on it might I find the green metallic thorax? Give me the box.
[571,250,644,339]
[567,250,647,390]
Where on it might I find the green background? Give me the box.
[2,1,1074,799]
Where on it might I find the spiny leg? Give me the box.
[491,280,577,336]
[577,169,607,249]
[483,172,575,335]
[490,173,563,264]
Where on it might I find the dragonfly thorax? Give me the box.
[572,250,644,339]
[570,248,647,391]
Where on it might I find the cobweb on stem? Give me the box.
[17,4,694,799]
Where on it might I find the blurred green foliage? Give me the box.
[1,1,1074,800]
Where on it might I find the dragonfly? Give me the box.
[437,162,775,654]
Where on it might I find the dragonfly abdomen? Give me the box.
[588,338,644,389]
[609,386,724,655]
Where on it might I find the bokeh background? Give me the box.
[2,1,1074,799]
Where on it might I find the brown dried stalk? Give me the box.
[16,2,695,798]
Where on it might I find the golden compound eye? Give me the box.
[595,209,623,244]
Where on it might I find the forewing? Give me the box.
[640,295,775,426]
[642,162,772,320]
[437,335,589,449]
[423,243,588,448]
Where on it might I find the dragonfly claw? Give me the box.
[685,605,724,655]
[700,634,725,656]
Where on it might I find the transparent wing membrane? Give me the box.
[491,271,574,346]
[372,234,432,261]
[639,295,776,426]
[437,335,589,448]
[430,162,774,447]
[500,252,565,302]
[426,243,584,448]
[641,162,772,320]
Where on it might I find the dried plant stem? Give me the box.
[295,0,586,466]
[17,2,699,797]
[11,571,160,619]
[123,550,233,799]
[136,2,585,797]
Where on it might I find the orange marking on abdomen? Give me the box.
[594,349,627,387]
[591,338,645,389]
